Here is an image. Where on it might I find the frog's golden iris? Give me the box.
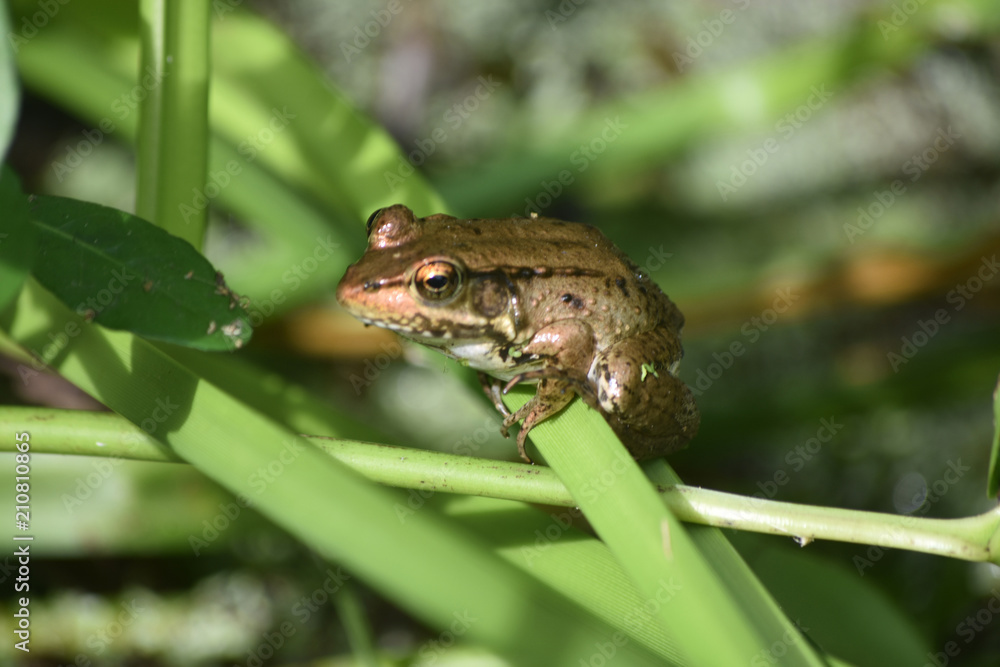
[412,259,462,302]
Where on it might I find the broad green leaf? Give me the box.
[30,195,251,351]
[0,1,19,160]
[988,374,1000,498]
[0,166,35,310]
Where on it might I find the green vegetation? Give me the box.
[1,1,999,665]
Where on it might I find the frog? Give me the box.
[335,204,699,462]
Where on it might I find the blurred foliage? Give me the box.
[2,0,1000,665]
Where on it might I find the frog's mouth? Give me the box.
[361,320,541,378]
[355,312,492,344]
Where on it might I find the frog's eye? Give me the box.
[365,208,384,236]
[414,260,462,302]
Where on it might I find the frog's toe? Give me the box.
[479,372,512,417]
[502,371,542,394]
[515,427,535,463]
[501,405,528,437]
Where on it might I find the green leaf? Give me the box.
[0,166,35,310]
[0,1,19,161]
[29,195,251,351]
[507,390,827,666]
[988,374,1000,498]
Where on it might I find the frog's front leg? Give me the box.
[502,320,597,461]
[477,371,560,455]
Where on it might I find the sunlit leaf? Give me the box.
[30,195,252,351]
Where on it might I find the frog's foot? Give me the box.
[500,398,531,442]
[515,424,534,463]
[499,393,538,440]
[478,372,512,418]
[502,379,575,463]
[499,409,518,439]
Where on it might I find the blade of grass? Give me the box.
[504,390,826,666]
[162,344,384,441]
[736,539,929,665]
[642,460,832,664]
[136,0,210,246]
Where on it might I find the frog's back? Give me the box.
[423,215,684,343]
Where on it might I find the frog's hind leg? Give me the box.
[594,328,699,460]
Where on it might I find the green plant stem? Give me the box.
[4,407,997,565]
[136,0,210,247]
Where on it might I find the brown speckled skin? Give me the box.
[336,204,699,461]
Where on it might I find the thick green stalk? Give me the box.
[4,406,997,565]
[136,0,210,246]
